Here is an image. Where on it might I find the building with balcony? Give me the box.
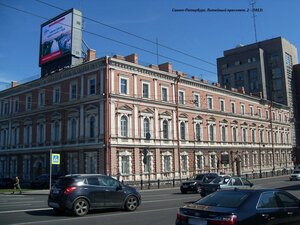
[0,52,293,184]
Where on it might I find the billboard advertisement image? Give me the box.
[40,12,72,65]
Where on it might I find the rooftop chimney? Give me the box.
[86,49,96,61]
[158,62,172,73]
[11,81,18,88]
[125,53,138,64]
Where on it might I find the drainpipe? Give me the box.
[105,56,110,175]
[175,73,181,181]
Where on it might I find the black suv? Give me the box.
[180,173,218,194]
[48,174,141,216]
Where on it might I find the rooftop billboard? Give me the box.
[39,9,82,66]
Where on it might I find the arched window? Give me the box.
[232,127,237,143]
[180,122,185,140]
[121,115,128,137]
[143,118,150,138]
[251,129,255,143]
[89,116,95,138]
[196,124,201,141]
[221,126,226,142]
[38,124,44,144]
[209,124,214,142]
[162,120,168,139]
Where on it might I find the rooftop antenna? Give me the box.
[250,0,258,42]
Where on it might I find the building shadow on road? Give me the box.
[278,182,300,191]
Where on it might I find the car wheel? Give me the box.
[73,198,89,216]
[124,195,138,211]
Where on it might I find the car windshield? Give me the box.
[195,191,249,208]
[210,177,222,184]
[293,170,300,174]
[194,174,204,180]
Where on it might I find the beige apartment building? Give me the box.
[0,52,293,184]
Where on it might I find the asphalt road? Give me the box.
[0,175,300,225]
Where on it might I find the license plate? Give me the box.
[183,185,188,188]
[49,202,60,208]
[188,218,207,225]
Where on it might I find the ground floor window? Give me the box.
[67,153,78,174]
[85,152,97,174]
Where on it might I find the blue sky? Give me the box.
[0,0,299,90]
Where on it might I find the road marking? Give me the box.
[0,208,51,214]
[10,206,180,225]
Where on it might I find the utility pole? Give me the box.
[250,0,258,43]
[175,73,181,181]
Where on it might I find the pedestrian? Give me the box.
[12,176,22,194]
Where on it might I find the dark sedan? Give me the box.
[200,175,231,197]
[176,188,300,225]
[180,173,218,194]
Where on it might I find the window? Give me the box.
[208,124,215,142]
[232,127,237,143]
[70,118,77,140]
[14,99,19,113]
[251,129,256,143]
[210,154,216,168]
[179,91,184,105]
[163,155,171,172]
[53,87,60,104]
[161,87,168,102]
[234,71,244,88]
[248,69,259,92]
[120,78,128,94]
[180,122,186,140]
[242,128,247,143]
[162,120,168,139]
[89,116,95,138]
[12,127,19,146]
[38,123,44,144]
[181,154,188,172]
[241,104,245,115]
[193,94,200,107]
[3,101,8,115]
[120,115,128,137]
[266,110,269,120]
[196,124,201,141]
[231,102,235,113]
[196,154,203,170]
[88,78,96,95]
[220,100,225,112]
[121,156,130,175]
[221,126,226,142]
[257,192,279,208]
[276,191,299,208]
[70,83,77,100]
[38,91,45,107]
[54,121,60,142]
[143,118,150,138]
[26,95,32,110]
[207,96,213,110]
[24,125,31,145]
[258,108,262,117]
[259,130,264,143]
[142,82,150,98]
[250,106,254,116]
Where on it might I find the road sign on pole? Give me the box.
[52,153,60,165]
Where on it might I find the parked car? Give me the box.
[175,188,300,225]
[48,174,141,216]
[218,176,254,190]
[200,175,231,197]
[290,169,300,181]
[31,174,60,189]
[180,173,218,194]
[0,178,14,189]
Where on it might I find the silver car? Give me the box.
[290,169,300,181]
[219,176,253,189]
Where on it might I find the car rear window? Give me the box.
[293,170,300,174]
[195,191,249,208]
[55,177,81,187]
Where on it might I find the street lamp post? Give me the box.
[259,143,262,178]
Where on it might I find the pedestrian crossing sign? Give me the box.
[52,153,60,165]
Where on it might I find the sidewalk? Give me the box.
[1,189,50,195]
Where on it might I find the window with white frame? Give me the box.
[89,116,96,138]
[250,106,254,116]
[1,129,8,147]
[38,90,45,107]
[193,93,200,107]
[253,152,257,166]
[88,78,96,95]
[207,96,213,110]
[143,152,152,173]
[120,115,128,137]
[221,125,227,143]
[195,153,204,171]
[53,121,60,143]
[26,95,32,111]
[241,104,245,115]
[242,127,247,143]
[231,102,235,113]
[180,122,186,140]
[232,126,238,143]
[142,82,150,98]
[162,120,169,140]
[208,123,215,142]
[2,101,8,115]
[210,154,217,169]
[261,152,265,165]
[258,108,262,118]
[120,77,128,94]
[272,112,276,121]
[12,126,19,146]
[143,118,150,138]
[53,86,60,104]
[162,152,172,173]
[259,130,264,143]
[267,130,271,144]
[266,110,269,120]
[220,99,225,112]
[161,87,168,102]
[179,91,185,105]
[243,152,249,167]
[251,129,256,143]
[181,152,188,172]
[70,82,77,100]
[119,151,132,175]
[69,118,77,140]
[195,123,202,141]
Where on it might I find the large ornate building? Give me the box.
[0,52,293,184]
